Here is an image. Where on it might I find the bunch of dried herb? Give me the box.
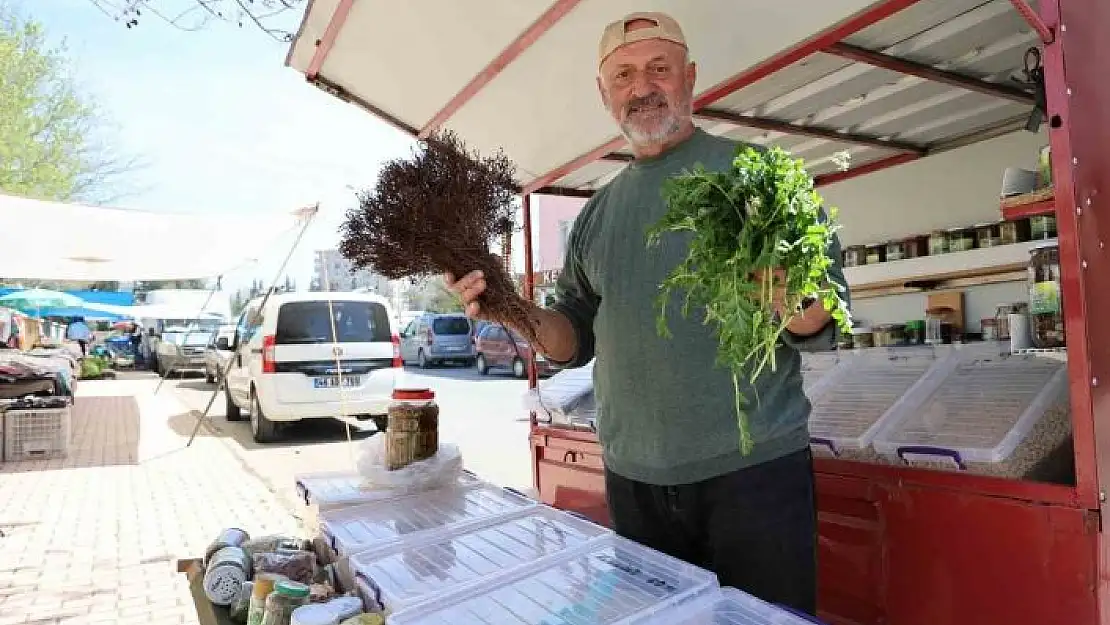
[339,131,535,339]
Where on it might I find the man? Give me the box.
[447,12,848,615]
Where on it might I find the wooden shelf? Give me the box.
[1001,187,1055,220]
[844,240,1047,299]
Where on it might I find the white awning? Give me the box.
[0,193,311,281]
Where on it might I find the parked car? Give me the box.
[474,323,553,378]
[399,312,476,368]
[204,324,237,384]
[223,292,400,443]
[155,326,211,377]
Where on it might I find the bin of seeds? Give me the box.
[872,347,1072,482]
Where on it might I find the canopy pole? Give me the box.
[186,203,320,446]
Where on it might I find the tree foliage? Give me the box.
[0,6,137,202]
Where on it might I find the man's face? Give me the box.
[597,25,696,148]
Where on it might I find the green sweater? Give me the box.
[551,128,850,486]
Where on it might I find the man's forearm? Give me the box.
[522,306,579,363]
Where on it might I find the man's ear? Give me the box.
[686,61,697,91]
[597,76,610,110]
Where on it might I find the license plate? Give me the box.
[313,376,361,389]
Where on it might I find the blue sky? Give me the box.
[25,0,417,292]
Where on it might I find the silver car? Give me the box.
[155,328,211,378]
[204,324,237,384]
[399,313,476,367]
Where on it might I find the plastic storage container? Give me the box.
[640,587,825,625]
[799,352,846,397]
[387,535,718,625]
[350,506,612,616]
[807,347,943,461]
[319,483,537,557]
[873,348,1071,479]
[294,470,483,530]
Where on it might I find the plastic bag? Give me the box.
[522,360,595,415]
[252,550,316,585]
[356,437,463,490]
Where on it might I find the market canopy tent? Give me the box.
[286,0,1042,194]
[0,194,308,281]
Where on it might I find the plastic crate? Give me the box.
[799,351,849,397]
[388,534,718,625]
[350,506,612,616]
[294,469,484,530]
[639,587,827,625]
[4,406,71,461]
[319,483,537,557]
[873,348,1071,478]
[807,346,943,461]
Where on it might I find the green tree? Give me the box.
[0,6,137,202]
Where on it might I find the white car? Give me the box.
[204,324,237,384]
[223,292,400,443]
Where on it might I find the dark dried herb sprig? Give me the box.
[339,130,536,339]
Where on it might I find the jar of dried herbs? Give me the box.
[1028,241,1066,348]
[386,388,440,470]
[928,230,949,255]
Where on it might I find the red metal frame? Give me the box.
[419,0,583,138]
[813,153,921,187]
[1012,0,1056,44]
[1000,197,1055,220]
[1047,0,1110,588]
[305,0,354,80]
[823,42,1036,106]
[522,0,927,195]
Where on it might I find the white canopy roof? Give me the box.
[286,0,1042,194]
[0,194,309,281]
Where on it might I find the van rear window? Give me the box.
[275,301,391,344]
[432,317,471,335]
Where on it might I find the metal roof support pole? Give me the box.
[521,194,539,415]
[1011,0,1056,44]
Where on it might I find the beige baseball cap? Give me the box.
[598,12,687,68]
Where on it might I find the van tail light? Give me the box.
[391,334,402,368]
[425,328,434,346]
[262,335,277,373]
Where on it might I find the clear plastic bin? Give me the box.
[807,346,943,461]
[639,587,824,625]
[349,506,612,615]
[294,469,484,529]
[387,535,718,625]
[799,352,848,397]
[319,483,537,557]
[873,349,1071,478]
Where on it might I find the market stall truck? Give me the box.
[285,0,1109,623]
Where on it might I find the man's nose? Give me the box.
[629,71,655,98]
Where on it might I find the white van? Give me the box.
[224,291,400,442]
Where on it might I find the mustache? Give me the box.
[624,93,670,114]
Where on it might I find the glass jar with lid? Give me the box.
[386,388,440,470]
[947,226,975,252]
[974,222,1001,248]
[1030,214,1057,240]
[1028,241,1066,348]
[844,245,867,267]
[884,240,907,262]
[928,230,949,255]
[261,580,310,625]
[903,235,928,259]
[865,244,885,265]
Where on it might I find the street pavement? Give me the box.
[165,364,537,527]
[0,365,534,624]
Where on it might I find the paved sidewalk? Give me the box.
[0,379,302,625]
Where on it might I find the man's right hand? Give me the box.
[444,269,580,364]
[445,270,491,320]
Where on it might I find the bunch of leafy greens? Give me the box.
[647,146,852,455]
